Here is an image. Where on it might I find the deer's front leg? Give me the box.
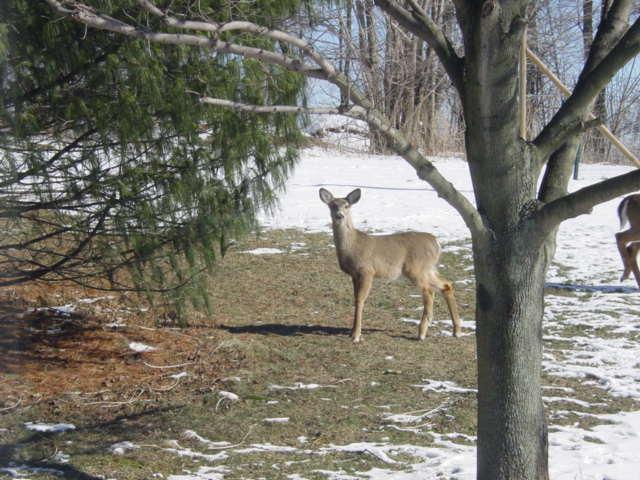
[351,273,373,343]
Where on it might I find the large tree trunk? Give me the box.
[473,237,549,480]
[459,2,551,478]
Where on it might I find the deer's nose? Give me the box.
[335,213,344,220]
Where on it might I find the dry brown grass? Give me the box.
[1,229,635,479]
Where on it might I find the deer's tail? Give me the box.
[619,196,631,229]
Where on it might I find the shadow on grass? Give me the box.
[545,282,639,294]
[0,461,105,480]
[220,323,383,337]
[0,302,102,374]
[0,405,185,478]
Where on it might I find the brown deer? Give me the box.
[616,193,640,288]
[319,188,461,342]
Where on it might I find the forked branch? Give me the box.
[536,169,640,231]
[374,0,464,93]
[533,15,640,161]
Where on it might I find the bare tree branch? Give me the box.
[45,0,326,78]
[584,0,635,75]
[135,0,340,78]
[533,15,640,161]
[45,0,487,239]
[0,207,109,287]
[536,168,640,230]
[201,94,487,237]
[374,0,464,93]
[536,0,636,204]
[196,96,342,114]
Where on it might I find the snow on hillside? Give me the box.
[261,146,636,286]
[260,146,470,240]
[259,144,640,480]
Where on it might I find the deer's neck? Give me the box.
[332,216,360,256]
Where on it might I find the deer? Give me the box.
[616,193,640,288]
[319,187,462,343]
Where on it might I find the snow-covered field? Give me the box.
[257,145,640,479]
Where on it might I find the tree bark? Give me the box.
[460,2,551,478]
[474,234,549,480]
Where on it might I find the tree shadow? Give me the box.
[545,282,639,294]
[0,461,105,480]
[1,405,184,478]
[0,302,132,375]
[219,323,383,337]
[0,303,96,373]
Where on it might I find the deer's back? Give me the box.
[343,231,440,280]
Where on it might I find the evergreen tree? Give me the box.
[0,0,305,319]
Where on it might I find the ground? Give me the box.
[1,228,638,479]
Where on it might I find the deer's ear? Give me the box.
[346,188,361,205]
[319,188,334,204]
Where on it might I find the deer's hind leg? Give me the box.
[417,283,435,341]
[617,231,640,287]
[627,242,640,287]
[620,243,638,281]
[429,272,462,337]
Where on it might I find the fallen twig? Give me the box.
[0,398,22,412]
[84,388,145,407]
[152,377,183,392]
[183,424,257,450]
[143,361,194,369]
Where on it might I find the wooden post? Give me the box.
[519,28,527,140]
[526,47,640,168]
[574,143,583,180]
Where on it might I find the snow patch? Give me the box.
[110,441,140,455]
[217,391,239,401]
[167,466,229,480]
[412,380,477,394]
[263,417,290,423]
[269,382,336,391]
[0,465,65,477]
[241,247,283,255]
[24,422,76,433]
[128,341,156,353]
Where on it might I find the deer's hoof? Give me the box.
[351,335,362,343]
[418,335,427,341]
[453,329,462,338]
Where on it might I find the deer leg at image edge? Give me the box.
[616,231,640,287]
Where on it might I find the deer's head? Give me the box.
[319,188,361,225]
